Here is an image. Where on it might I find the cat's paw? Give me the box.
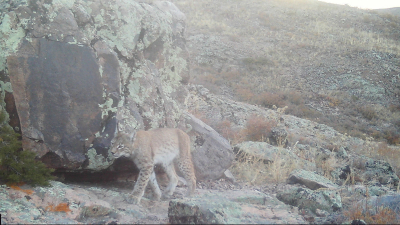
[125,195,141,205]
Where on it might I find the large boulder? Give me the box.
[0,181,160,224]
[1,0,221,175]
[363,158,399,186]
[277,187,342,214]
[168,190,306,224]
[7,39,114,170]
[185,113,234,180]
[361,194,400,218]
[1,0,232,181]
[287,169,338,190]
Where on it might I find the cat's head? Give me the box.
[110,132,134,158]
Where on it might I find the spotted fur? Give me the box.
[111,128,196,204]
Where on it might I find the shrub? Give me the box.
[388,104,400,113]
[203,73,222,85]
[243,57,273,66]
[358,105,377,121]
[286,104,320,119]
[348,129,367,140]
[326,96,340,107]
[237,87,255,102]
[256,92,285,108]
[344,199,397,224]
[215,119,245,145]
[324,144,341,152]
[0,110,54,186]
[284,91,304,105]
[220,70,241,85]
[244,114,277,142]
[382,128,400,145]
[371,128,400,145]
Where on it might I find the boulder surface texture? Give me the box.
[0,0,233,179]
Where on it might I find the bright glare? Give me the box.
[319,0,400,9]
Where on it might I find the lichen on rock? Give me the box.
[0,0,192,172]
[85,148,114,171]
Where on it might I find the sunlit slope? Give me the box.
[172,0,400,143]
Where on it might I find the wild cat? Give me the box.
[111,128,196,204]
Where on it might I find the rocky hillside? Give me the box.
[377,7,400,17]
[170,0,400,144]
[1,0,400,224]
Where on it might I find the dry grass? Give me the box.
[268,152,299,183]
[342,169,364,186]
[321,157,337,180]
[310,19,400,55]
[230,150,269,185]
[377,143,400,178]
[349,139,400,182]
[230,147,298,185]
[324,144,341,152]
[343,191,398,224]
[314,152,338,180]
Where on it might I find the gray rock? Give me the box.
[341,184,393,202]
[168,197,243,224]
[185,113,234,180]
[314,148,337,176]
[270,127,288,147]
[368,186,390,196]
[315,209,329,217]
[335,147,348,159]
[154,1,186,34]
[0,178,308,224]
[364,194,400,212]
[288,169,338,190]
[296,144,309,151]
[277,187,342,213]
[72,4,91,27]
[222,169,237,183]
[351,219,367,225]
[331,164,351,181]
[79,205,112,219]
[360,194,400,221]
[8,39,108,169]
[52,218,78,224]
[168,190,306,224]
[364,159,399,186]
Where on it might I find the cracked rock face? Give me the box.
[0,0,191,171]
